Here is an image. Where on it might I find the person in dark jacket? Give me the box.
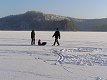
[31,30,35,45]
[52,28,60,46]
[38,39,47,46]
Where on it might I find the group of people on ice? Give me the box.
[31,28,60,46]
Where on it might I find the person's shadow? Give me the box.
[0,44,34,46]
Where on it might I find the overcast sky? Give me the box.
[0,0,107,19]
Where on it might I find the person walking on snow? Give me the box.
[52,28,60,46]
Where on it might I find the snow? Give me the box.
[0,31,107,80]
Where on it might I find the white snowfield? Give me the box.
[0,31,107,80]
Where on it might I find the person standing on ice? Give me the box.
[31,30,35,45]
[52,28,60,46]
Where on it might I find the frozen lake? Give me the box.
[0,31,107,80]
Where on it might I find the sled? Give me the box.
[38,42,47,46]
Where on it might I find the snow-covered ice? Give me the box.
[0,31,107,80]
